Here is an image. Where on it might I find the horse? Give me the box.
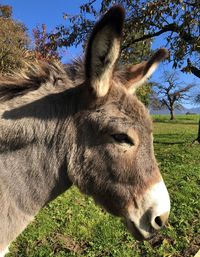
[0,6,170,256]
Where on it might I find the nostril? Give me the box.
[155,216,163,227]
[151,212,169,230]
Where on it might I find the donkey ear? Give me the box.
[124,49,168,94]
[85,6,125,97]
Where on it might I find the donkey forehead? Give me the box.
[92,85,153,133]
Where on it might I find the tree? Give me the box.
[46,2,155,105]
[48,2,152,64]
[193,94,200,143]
[49,0,199,78]
[194,119,200,144]
[151,72,194,120]
[0,4,12,18]
[0,5,29,74]
[32,24,61,61]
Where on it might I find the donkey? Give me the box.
[0,6,170,256]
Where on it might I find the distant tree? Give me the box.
[151,72,194,120]
[195,94,200,103]
[32,24,61,61]
[50,0,199,78]
[136,83,152,107]
[0,5,29,74]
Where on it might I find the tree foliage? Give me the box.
[0,4,12,18]
[48,1,152,64]
[136,84,152,106]
[0,5,29,74]
[151,71,194,120]
[48,0,199,78]
[46,2,155,104]
[32,24,61,61]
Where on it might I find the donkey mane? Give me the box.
[0,61,72,101]
[0,57,137,102]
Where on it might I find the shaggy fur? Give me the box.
[0,6,169,254]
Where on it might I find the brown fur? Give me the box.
[0,6,168,253]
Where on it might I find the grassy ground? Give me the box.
[7,115,200,257]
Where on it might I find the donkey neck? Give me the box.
[0,84,88,215]
[0,83,87,148]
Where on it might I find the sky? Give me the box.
[1,0,199,108]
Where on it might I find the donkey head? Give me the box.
[69,6,170,240]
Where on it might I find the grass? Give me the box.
[7,115,200,257]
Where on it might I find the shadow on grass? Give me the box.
[154,133,187,145]
[154,141,185,145]
[153,120,198,125]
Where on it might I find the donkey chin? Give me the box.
[125,180,170,240]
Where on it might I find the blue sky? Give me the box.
[1,0,85,59]
[1,0,199,108]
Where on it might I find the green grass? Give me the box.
[152,114,199,124]
[7,115,200,257]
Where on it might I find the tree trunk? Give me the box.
[170,109,175,120]
[195,118,200,143]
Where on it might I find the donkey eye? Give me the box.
[111,134,134,146]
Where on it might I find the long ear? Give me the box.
[85,6,125,97]
[123,49,168,94]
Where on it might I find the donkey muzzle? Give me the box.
[126,180,170,240]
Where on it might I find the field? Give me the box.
[7,115,200,257]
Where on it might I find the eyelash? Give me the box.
[111,133,134,146]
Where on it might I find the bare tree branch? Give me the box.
[187,59,200,78]
[151,72,195,120]
[122,23,178,50]
[122,23,197,50]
